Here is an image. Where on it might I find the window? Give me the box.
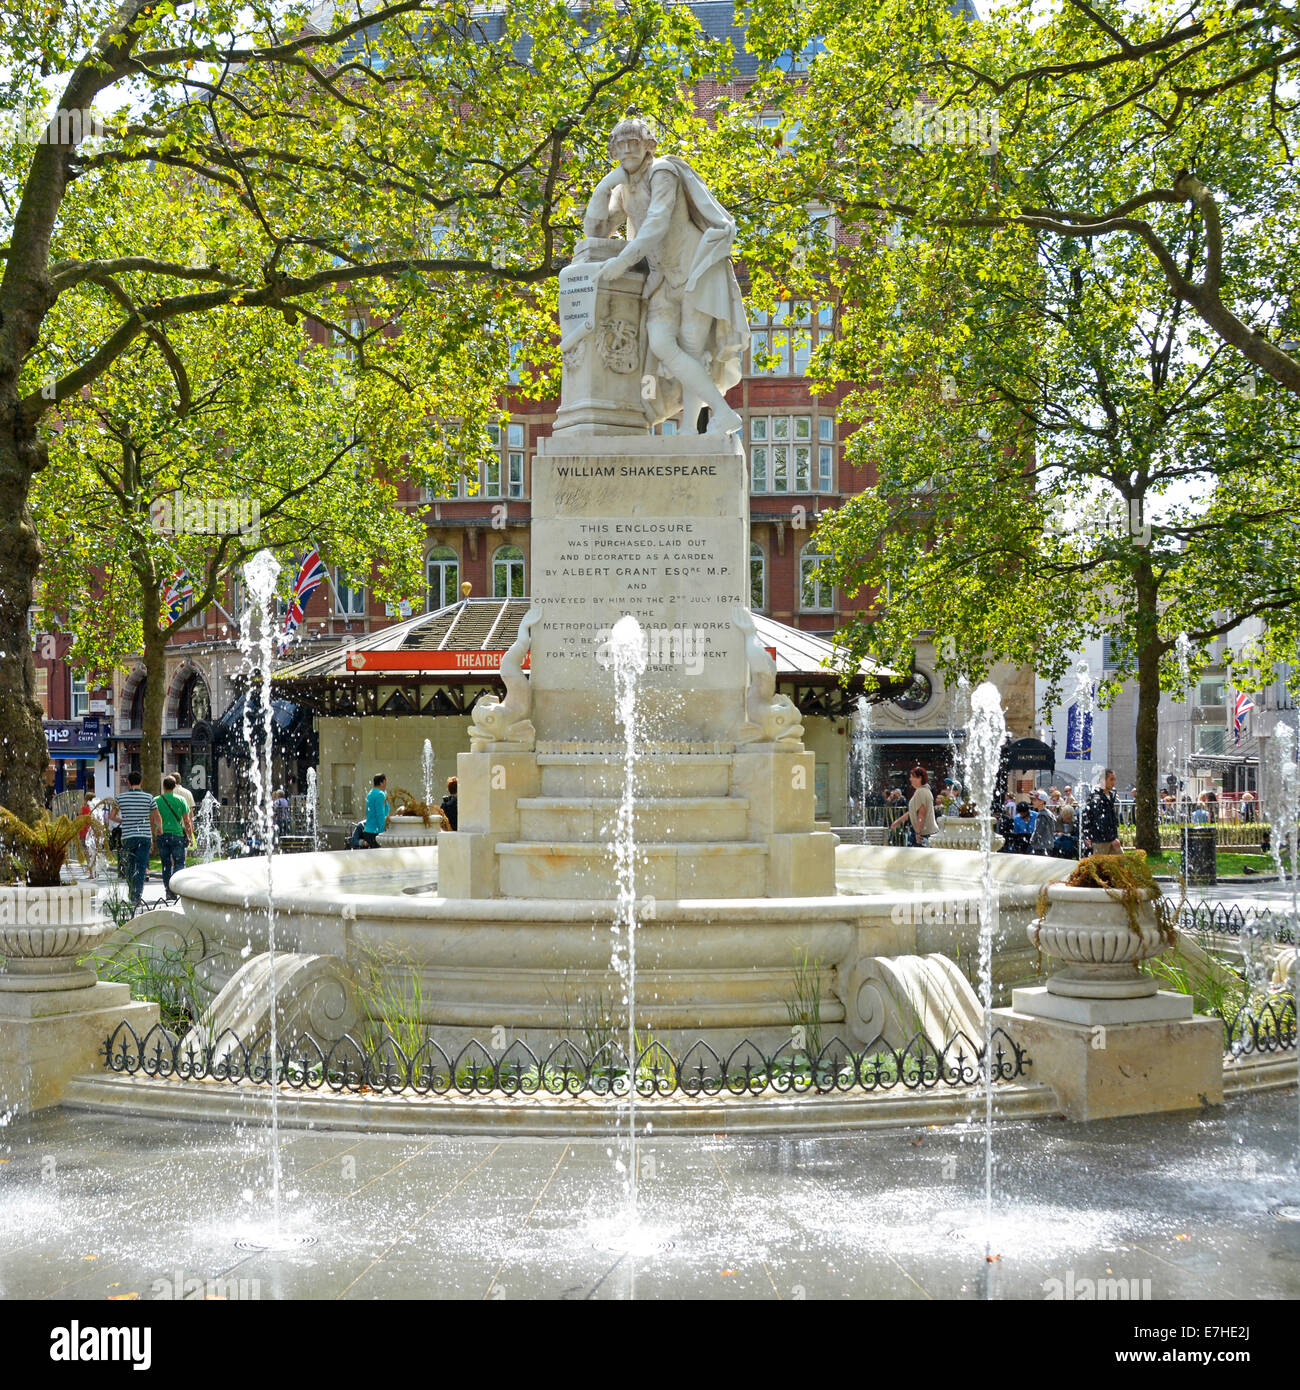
[818,417,835,491]
[423,420,528,500]
[426,547,460,611]
[334,571,366,616]
[750,542,766,611]
[749,415,833,494]
[1197,679,1226,707]
[492,544,525,598]
[800,541,832,611]
[748,302,831,377]
[35,667,48,714]
[70,676,89,719]
[754,111,802,152]
[485,422,527,499]
[1196,727,1226,755]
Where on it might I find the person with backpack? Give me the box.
[155,775,194,902]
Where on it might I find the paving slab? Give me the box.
[2,1091,1299,1299]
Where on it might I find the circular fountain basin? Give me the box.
[166,843,1068,1052]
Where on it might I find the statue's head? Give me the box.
[608,116,657,171]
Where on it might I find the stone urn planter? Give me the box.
[1029,883,1173,999]
[930,816,1004,853]
[382,815,443,847]
[0,885,116,992]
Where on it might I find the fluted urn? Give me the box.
[1029,883,1174,999]
[0,886,114,992]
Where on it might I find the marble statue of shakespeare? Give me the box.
[583,119,748,435]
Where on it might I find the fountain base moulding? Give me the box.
[0,983,158,1116]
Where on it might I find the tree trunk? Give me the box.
[1132,566,1163,855]
[139,589,167,796]
[0,426,51,822]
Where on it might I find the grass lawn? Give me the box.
[1143,849,1291,878]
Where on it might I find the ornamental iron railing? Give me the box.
[101,1021,1031,1099]
[1178,901,1295,946]
[1223,997,1297,1058]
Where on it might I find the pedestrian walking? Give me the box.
[889,766,935,847]
[112,771,159,908]
[1029,790,1056,855]
[155,775,194,902]
[1082,769,1122,855]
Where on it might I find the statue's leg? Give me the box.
[648,306,742,436]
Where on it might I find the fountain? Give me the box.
[422,739,435,811]
[159,122,1067,1063]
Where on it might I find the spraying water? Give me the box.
[305,767,320,853]
[608,615,647,1234]
[1268,721,1300,1166]
[852,696,875,828]
[422,739,435,810]
[238,549,284,1239]
[195,795,222,863]
[1069,657,1098,853]
[966,681,1007,1267]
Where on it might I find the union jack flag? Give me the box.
[279,548,328,654]
[1233,691,1256,746]
[161,570,194,623]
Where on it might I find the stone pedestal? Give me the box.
[0,982,158,1116]
[531,432,748,744]
[554,238,651,438]
[993,995,1224,1122]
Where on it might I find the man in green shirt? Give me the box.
[155,775,195,902]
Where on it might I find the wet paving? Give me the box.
[2,1090,1299,1299]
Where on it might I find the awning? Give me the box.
[275,598,901,687]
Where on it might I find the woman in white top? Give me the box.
[889,766,936,846]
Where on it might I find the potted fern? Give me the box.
[1030,852,1178,1000]
[0,806,116,991]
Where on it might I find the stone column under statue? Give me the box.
[436,120,835,902]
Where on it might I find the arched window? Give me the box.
[426,546,459,611]
[800,541,832,612]
[750,541,766,611]
[492,544,526,598]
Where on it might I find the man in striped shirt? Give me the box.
[112,770,161,908]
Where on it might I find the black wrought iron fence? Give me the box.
[1223,998,1296,1057]
[1177,901,1294,945]
[101,1021,1031,1099]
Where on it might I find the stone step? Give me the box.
[496,840,769,900]
[537,753,733,798]
[516,797,750,843]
